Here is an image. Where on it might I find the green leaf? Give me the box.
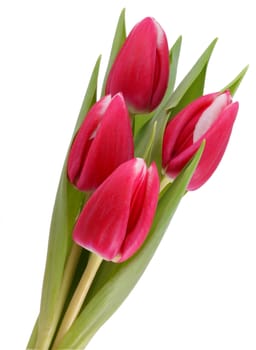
[143,121,157,165]
[57,142,205,350]
[135,108,169,173]
[166,38,217,112]
[101,8,126,96]
[172,65,207,118]
[133,111,154,137]
[27,317,38,349]
[161,36,182,105]
[74,56,102,134]
[35,177,85,348]
[221,65,249,96]
[28,57,101,350]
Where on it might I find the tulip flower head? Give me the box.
[105,17,169,113]
[67,93,134,191]
[73,158,160,262]
[162,91,238,190]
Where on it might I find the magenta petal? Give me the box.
[119,162,159,262]
[73,159,148,261]
[162,93,217,170]
[162,91,238,189]
[106,17,169,113]
[165,141,202,179]
[67,95,111,185]
[77,93,134,190]
[188,102,238,190]
[67,93,134,191]
[150,20,170,110]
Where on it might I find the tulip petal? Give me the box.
[76,93,134,190]
[67,95,112,185]
[106,18,169,113]
[119,163,159,262]
[193,92,231,142]
[73,159,148,261]
[150,20,170,110]
[162,93,217,170]
[106,18,156,112]
[163,91,238,189]
[188,102,238,189]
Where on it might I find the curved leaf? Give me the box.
[166,38,217,111]
[161,36,182,104]
[221,65,249,96]
[74,56,102,133]
[101,9,126,96]
[170,65,207,117]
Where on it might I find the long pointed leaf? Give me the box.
[170,65,207,117]
[166,38,217,110]
[221,65,249,96]
[28,57,101,349]
[101,9,126,96]
[74,56,102,133]
[162,36,182,104]
[57,142,205,350]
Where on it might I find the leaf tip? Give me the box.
[177,35,182,44]
[118,8,126,26]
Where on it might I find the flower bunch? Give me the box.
[27,9,247,350]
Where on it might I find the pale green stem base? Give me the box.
[52,253,103,349]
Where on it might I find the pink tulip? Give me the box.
[73,158,160,262]
[67,93,134,191]
[105,17,169,114]
[162,91,238,190]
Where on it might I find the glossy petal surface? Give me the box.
[67,93,134,191]
[162,91,238,190]
[106,17,169,113]
[73,158,159,261]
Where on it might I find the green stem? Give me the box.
[52,253,103,349]
[34,243,82,350]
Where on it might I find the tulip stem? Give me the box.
[52,253,103,349]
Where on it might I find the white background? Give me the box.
[0,1,255,349]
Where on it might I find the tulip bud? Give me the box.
[162,91,238,190]
[105,17,169,114]
[67,93,134,191]
[73,158,160,262]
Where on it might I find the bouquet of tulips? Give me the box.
[27,9,247,350]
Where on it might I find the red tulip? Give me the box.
[73,158,160,262]
[105,17,169,114]
[67,93,134,191]
[162,91,238,190]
